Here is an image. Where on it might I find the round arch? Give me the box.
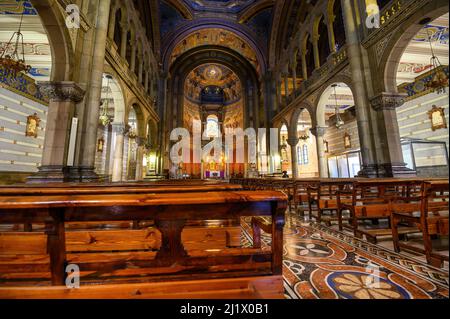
[168,45,261,132]
[102,69,127,124]
[162,21,267,73]
[381,0,448,92]
[30,0,74,81]
[126,99,146,137]
[315,74,355,127]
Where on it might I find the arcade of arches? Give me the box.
[0,0,448,300]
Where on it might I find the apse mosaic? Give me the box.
[241,216,449,299]
[170,28,259,72]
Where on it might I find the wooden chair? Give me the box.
[391,181,449,268]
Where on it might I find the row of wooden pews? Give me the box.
[230,177,449,267]
[0,180,288,299]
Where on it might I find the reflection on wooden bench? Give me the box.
[0,183,287,299]
[391,180,449,267]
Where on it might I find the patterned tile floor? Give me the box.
[241,214,449,299]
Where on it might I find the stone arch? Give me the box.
[381,0,448,92]
[315,74,355,127]
[168,45,261,131]
[290,101,316,137]
[126,98,146,138]
[162,22,267,74]
[103,65,127,124]
[30,0,74,81]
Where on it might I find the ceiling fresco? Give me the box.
[184,63,242,104]
[170,28,259,72]
[185,0,256,13]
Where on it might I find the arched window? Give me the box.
[333,0,346,51]
[317,16,331,66]
[305,36,315,78]
[303,145,309,165]
[297,145,303,165]
[125,31,132,64]
[206,115,220,138]
[113,9,122,49]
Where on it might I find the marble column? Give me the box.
[135,137,146,181]
[144,70,149,92]
[283,73,289,105]
[276,73,282,112]
[130,45,137,72]
[111,123,127,182]
[291,63,297,96]
[107,5,116,40]
[27,82,85,183]
[370,93,416,177]
[327,16,337,53]
[312,36,321,69]
[138,55,144,84]
[341,0,377,177]
[73,0,111,182]
[311,126,328,178]
[287,137,299,179]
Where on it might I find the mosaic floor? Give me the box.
[241,215,449,299]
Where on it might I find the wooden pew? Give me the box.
[0,182,245,253]
[338,179,425,243]
[391,180,449,267]
[0,190,287,299]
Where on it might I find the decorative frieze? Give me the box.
[370,92,408,111]
[38,81,85,103]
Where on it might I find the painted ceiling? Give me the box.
[184,63,242,104]
[184,0,256,13]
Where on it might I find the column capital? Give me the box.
[286,137,299,147]
[38,81,85,103]
[370,92,408,111]
[310,126,327,137]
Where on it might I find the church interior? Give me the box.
[0,0,448,300]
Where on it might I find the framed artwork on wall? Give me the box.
[344,132,352,149]
[428,105,447,131]
[25,113,40,138]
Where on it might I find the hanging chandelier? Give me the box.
[298,122,310,140]
[0,11,31,76]
[99,75,112,126]
[424,26,448,94]
[332,84,345,129]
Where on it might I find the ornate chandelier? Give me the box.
[424,27,448,94]
[99,75,112,126]
[0,11,31,76]
[332,84,345,129]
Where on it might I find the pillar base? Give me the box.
[377,163,416,178]
[66,166,100,182]
[26,166,69,184]
[358,163,416,178]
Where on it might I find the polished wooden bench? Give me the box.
[0,189,287,299]
[0,182,245,248]
[391,180,449,267]
[338,179,428,243]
